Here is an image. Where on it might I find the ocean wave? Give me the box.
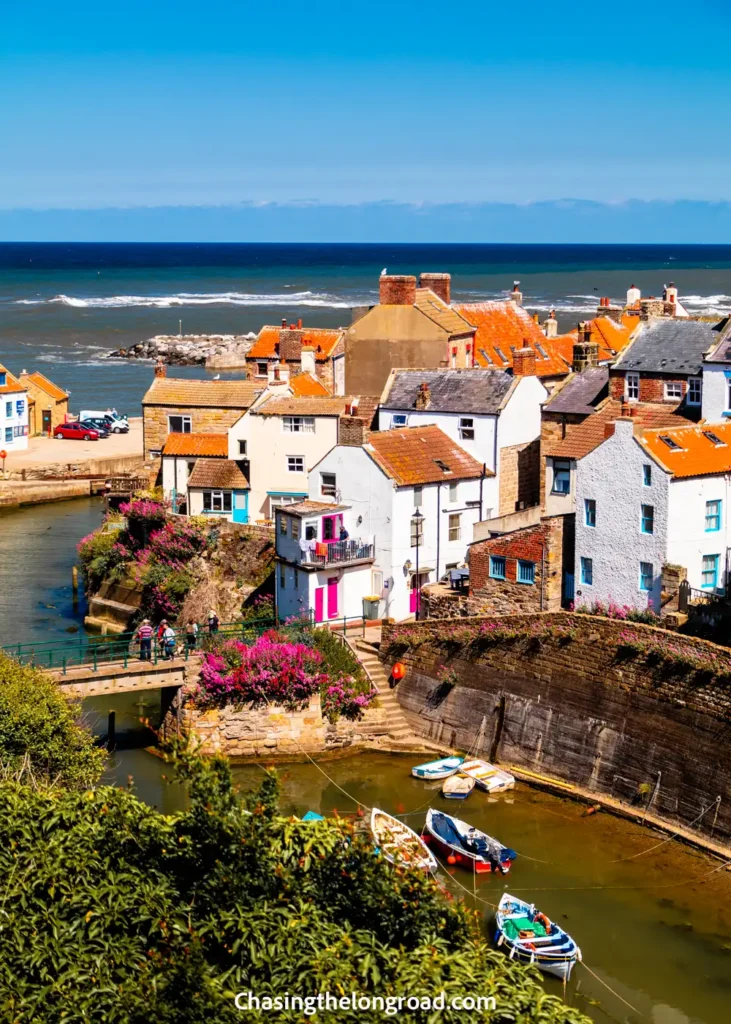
[16,290,356,309]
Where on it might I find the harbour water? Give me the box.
[1,490,731,1024]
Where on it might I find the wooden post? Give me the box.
[71,565,79,594]
[107,711,116,751]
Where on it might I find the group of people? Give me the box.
[136,610,220,660]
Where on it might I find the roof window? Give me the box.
[494,347,508,363]
[535,343,549,359]
[703,430,726,446]
[434,459,451,473]
[659,435,683,451]
[479,348,493,365]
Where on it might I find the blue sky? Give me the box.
[2,0,731,238]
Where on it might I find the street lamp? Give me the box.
[412,507,424,620]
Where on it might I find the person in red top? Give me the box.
[136,619,153,661]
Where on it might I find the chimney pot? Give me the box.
[297,318,302,329]
[281,318,287,329]
[510,281,523,306]
[154,359,167,379]
[379,274,417,306]
[414,381,431,409]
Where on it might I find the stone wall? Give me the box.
[380,612,731,840]
[498,438,540,515]
[162,691,390,758]
[468,515,564,614]
[143,406,244,458]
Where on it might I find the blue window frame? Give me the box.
[517,560,535,585]
[4,427,11,443]
[489,556,506,580]
[643,464,652,486]
[580,557,593,585]
[641,504,654,534]
[702,554,719,589]
[639,561,653,591]
[705,500,721,532]
[584,499,596,527]
[5,402,11,418]
[16,400,24,416]
[0,373,5,387]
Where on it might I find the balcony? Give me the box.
[301,539,375,568]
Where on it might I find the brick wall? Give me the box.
[467,516,564,614]
[498,438,540,515]
[380,611,731,839]
[609,371,690,404]
[338,415,370,446]
[143,406,244,458]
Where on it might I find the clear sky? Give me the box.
[2,0,731,238]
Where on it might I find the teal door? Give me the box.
[232,490,249,524]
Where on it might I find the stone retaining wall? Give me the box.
[381,612,731,840]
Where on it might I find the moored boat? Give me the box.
[460,759,515,793]
[370,808,437,872]
[411,756,464,780]
[301,810,325,821]
[495,894,581,980]
[442,773,475,799]
[424,809,516,874]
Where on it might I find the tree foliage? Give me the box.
[0,744,589,1023]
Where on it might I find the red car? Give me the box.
[54,421,100,441]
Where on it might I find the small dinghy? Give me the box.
[442,774,476,799]
[301,810,324,822]
[370,808,437,872]
[495,894,581,980]
[460,759,515,793]
[424,809,516,874]
[411,756,464,781]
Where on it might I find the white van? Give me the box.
[79,409,129,433]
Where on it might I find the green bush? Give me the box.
[0,654,105,788]
[76,528,126,593]
[0,746,589,1023]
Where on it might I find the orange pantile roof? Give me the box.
[21,371,68,401]
[545,400,696,461]
[253,396,349,417]
[187,459,249,489]
[454,301,571,378]
[638,423,731,479]
[0,364,26,396]
[290,372,331,397]
[414,289,474,336]
[552,314,640,365]
[163,433,229,457]
[142,378,262,409]
[365,424,490,486]
[248,326,343,361]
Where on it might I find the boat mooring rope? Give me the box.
[577,961,648,1021]
[609,797,722,864]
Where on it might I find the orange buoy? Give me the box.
[391,662,406,681]
[447,855,457,865]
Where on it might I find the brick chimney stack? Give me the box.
[419,273,451,304]
[596,297,623,324]
[640,297,665,321]
[513,346,536,377]
[510,281,523,306]
[379,274,417,306]
[154,359,167,379]
[572,325,600,372]
[278,326,305,361]
[414,381,431,409]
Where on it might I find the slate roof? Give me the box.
[248,326,343,361]
[613,319,726,375]
[638,423,731,478]
[365,425,490,486]
[700,319,731,363]
[163,433,229,457]
[187,459,249,489]
[544,400,696,461]
[380,368,515,414]
[142,378,262,409]
[543,367,609,416]
[551,314,640,367]
[454,301,571,378]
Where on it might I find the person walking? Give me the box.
[136,619,153,661]
[156,619,167,659]
[162,623,176,660]
[207,609,219,634]
[186,619,199,651]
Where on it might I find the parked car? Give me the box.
[79,409,129,433]
[54,422,100,441]
[79,418,110,438]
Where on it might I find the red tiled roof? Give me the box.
[290,372,331,397]
[639,423,731,479]
[0,364,26,396]
[365,424,490,486]
[248,326,343,361]
[544,400,696,460]
[163,433,229,457]
[552,314,640,365]
[454,302,571,378]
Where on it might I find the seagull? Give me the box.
[212,374,221,380]
[380,267,387,276]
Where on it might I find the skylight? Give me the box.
[659,435,683,451]
[479,347,493,365]
[703,430,726,446]
[535,343,549,359]
[494,347,508,363]
[434,459,451,473]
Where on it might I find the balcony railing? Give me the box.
[301,539,375,567]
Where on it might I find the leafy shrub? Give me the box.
[573,599,659,625]
[76,529,127,593]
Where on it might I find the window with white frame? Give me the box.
[321,473,337,498]
[458,417,474,441]
[448,513,461,542]
[449,482,458,502]
[551,460,571,495]
[391,414,407,428]
[371,569,384,595]
[287,456,305,473]
[283,416,315,433]
[202,490,232,513]
[168,414,192,434]
[410,517,424,547]
[664,381,683,401]
[625,372,640,401]
[238,440,247,456]
[413,485,423,508]
[639,561,653,591]
[687,377,702,405]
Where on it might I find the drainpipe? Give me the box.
[540,531,546,611]
[479,462,486,521]
[435,483,441,583]
[492,416,499,492]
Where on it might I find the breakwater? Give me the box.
[381,613,731,842]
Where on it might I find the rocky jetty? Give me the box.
[108,333,256,368]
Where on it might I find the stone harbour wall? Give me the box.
[381,612,731,840]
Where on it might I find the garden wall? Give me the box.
[161,690,390,758]
[381,612,731,840]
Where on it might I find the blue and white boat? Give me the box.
[411,756,464,781]
[495,894,581,980]
[425,809,515,874]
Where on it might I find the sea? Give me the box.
[3,241,731,414]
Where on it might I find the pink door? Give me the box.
[327,577,339,618]
[314,587,324,623]
[409,575,422,614]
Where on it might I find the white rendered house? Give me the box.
[0,366,29,452]
[378,364,547,516]
[573,418,731,610]
[275,424,489,623]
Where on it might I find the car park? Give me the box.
[79,409,129,433]
[79,418,110,437]
[54,422,100,441]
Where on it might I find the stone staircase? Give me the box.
[351,638,443,753]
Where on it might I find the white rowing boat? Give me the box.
[370,808,437,872]
[460,759,515,793]
[442,773,476,799]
